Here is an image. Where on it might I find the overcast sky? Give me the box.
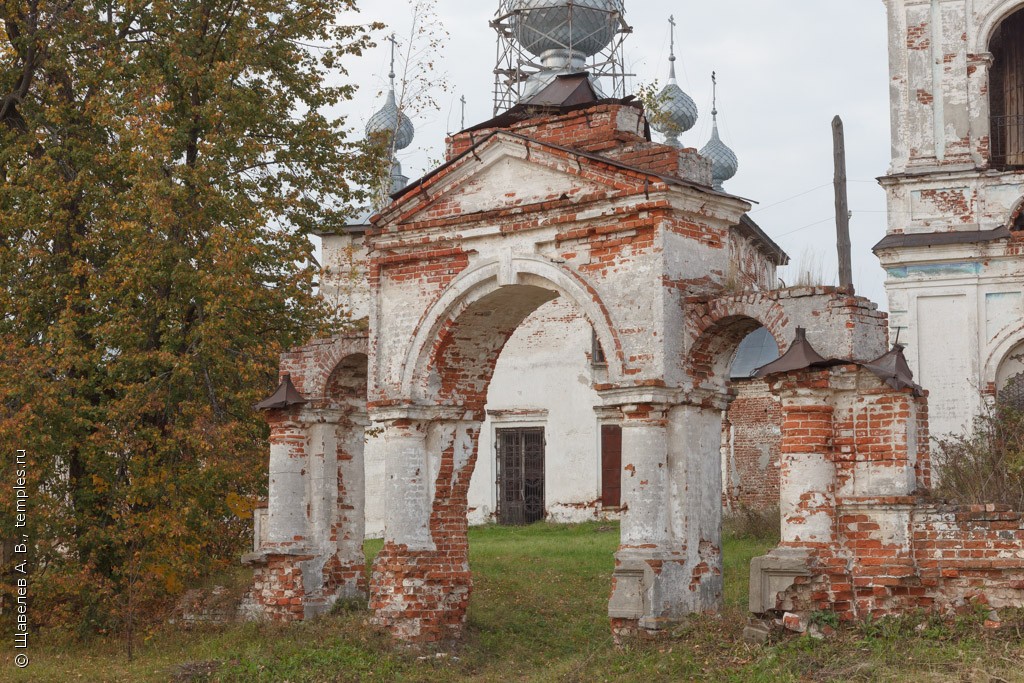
[336,1,893,309]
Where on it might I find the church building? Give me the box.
[877,0,1024,439]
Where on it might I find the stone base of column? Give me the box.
[245,552,316,622]
[369,542,472,643]
[609,549,720,643]
[323,554,368,603]
[244,548,368,622]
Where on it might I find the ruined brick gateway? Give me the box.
[240,0,1024,644]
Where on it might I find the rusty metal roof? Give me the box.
[752,329,925,396]
[752,328,842,378]
[860,344,923,396]
[522,72,602,108]
[254,373,308,411]
[463,73,638,133]
[737,214,789,266]
[872,226,1010,252]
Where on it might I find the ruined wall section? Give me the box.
[319,230,370,322]
[751,364,1024,622]
[244,335,369,622]
[722,379,782,512]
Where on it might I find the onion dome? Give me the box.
[651,16,698,148]
[365,36,414,152]
[700,72,738,190]
[510,0,623,102]
[510,0,625,59]
[366,35,415,196]
[365,86,415,152]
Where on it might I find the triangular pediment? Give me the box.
[376,134,649,229]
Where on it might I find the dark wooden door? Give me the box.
[991,10,1024,166]
[601,424,622,508]
[497,428,545,525]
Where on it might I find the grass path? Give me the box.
[5,521,1024,682]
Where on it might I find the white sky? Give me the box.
[335,1,893,309]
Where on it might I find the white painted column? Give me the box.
[380,417,434,551]
[608,401,676,635]
[776,394,836,547]
[669,403,726,612]
[265,413,310,547]
[618,405,671,549]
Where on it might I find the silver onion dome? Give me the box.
[701,121,738,190]
[510,0,625,59]
[700,71,737,190]
[650,16,697,148]
[365,88,415,152]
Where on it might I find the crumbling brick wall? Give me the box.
[722,379,781,512]
[752,363,1024,622]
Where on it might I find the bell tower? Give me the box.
[876,0,1024,439]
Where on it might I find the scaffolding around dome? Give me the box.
[490,0,633,116]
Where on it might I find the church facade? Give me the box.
[877,0,1024,439]
[240,1,1024,643]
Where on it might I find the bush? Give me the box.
[933,405,1024,510]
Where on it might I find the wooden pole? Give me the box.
[833,115,854,292]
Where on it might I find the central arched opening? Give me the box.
[370,272,619,642]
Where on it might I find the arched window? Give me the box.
[990,7,1024,168]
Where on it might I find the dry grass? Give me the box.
[5,521,1024,682]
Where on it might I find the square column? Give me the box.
[368,407,481,643]
[246,407,370,621]
[606,392,726,641]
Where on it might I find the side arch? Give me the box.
[685,294,794,393]
[983,320,1024,390]
[974,1,1024,55]
[1008,195,1024,229]
[282,334,369,401]
[400,254,624,402]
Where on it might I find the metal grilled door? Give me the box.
[497,428,545,525]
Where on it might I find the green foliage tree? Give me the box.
[0,0,381,632]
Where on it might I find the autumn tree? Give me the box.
[0,1,381,632]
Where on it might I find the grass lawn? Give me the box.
[4,521,1024,682]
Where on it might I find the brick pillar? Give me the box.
[776,376,836,548]
[247,409,315,621]
[751,365,933,620]
[608,397,724,640]
[369,410,481,643]
[749,370,837,615]
[831,371,924,618]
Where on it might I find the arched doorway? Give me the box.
[990,5,1024,168]
[368,269,622,642]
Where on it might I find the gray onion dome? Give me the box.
[365,87,415,151]
[651,16,697,148]
[652,71,698,147]
[701,119,738,190]
[700,72,737,190]
[510,0,625,59]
